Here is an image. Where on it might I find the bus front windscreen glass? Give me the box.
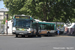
[16,19,31,28]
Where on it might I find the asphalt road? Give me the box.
[0,36,75,50]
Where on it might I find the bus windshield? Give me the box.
[15,19,31,28]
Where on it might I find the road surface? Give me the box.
[0,36,75,50]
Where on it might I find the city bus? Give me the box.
[32,21,56,36]
[12,15,33,37]
[13,15,62,37]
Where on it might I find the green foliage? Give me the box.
[2,18,6,24]
[3,0,75,22]
[1,16,12,24]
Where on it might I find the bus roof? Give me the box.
[13,15,34,20]
[33,21,56,25]
[14,15,31,17]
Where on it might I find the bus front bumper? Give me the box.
[15,30,32,35]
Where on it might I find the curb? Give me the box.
[56,35,75,37]
[0,34,15,36]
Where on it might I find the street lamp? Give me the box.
[6,14,9,35]
[73,22,75,35]
[6,2,9,35]
[36,21,39,35]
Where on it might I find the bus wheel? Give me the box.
[53,33,56,36]
[25,35,28,38]
[18,35,22,38]
[36,35,38,37]
[47,33,50,36]
[16,34,18,37]
[51,33,56,36]
[36,35,40,37]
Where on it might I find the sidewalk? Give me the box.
[0,34,15,36]
[0,34,74,37]
[56,35,75,37]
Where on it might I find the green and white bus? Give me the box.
[12,15,33,37]
[12,15,58,37]
[32,21,56,36]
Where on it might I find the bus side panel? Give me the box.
[39,30,47,34]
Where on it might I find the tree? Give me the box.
[3,0,75,22]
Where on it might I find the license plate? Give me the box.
[19,33,23,34]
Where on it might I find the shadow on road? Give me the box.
[14,35,57,38]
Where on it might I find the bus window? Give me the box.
[39,24,46,30]
[32,23,55,30]
[44,24,54,30]
[50,24,54,30]
[13,19,16,27]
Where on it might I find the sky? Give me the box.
[0,1,6,9]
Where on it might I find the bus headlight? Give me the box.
[28,31,31,33]
[13,30,16,32]
[13,27,16,32]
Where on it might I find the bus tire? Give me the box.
[18,35,22,38]
[36,35,38,37]
[51,33,56,36]
[25,35,28,37]
[47,33,50,36]
[16,34,18,37]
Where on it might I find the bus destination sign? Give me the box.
[15,16,30,19]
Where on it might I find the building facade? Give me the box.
[0,8,8,23]
[0,8,8,34]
